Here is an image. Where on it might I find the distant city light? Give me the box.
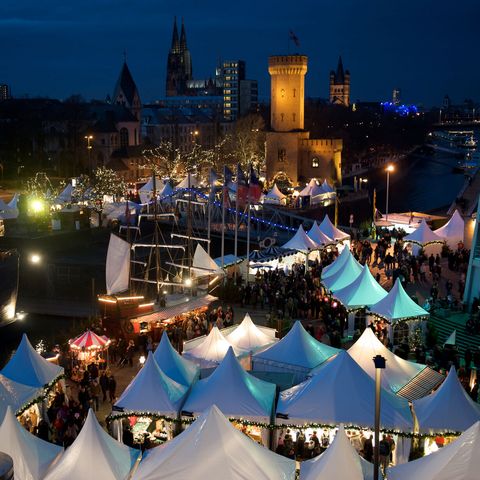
[381,101,418,116]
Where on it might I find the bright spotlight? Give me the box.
[184,278,193,287]
[30,254,41,264]
[30,199,44,213]
[16,311,27,321]
[139,355,146,366]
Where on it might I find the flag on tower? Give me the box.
[289,30,300,47]
[236,164,248,207]
[248,165,262,203]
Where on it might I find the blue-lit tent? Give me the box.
[321,245,351,279]
[322,251,363,292]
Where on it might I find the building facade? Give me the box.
[329,56,350,107]
[0,85,10,101]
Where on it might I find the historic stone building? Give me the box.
[329,56,350,107]
[265,55,342,186]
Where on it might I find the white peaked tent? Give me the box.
[319,214,350,242]
[182,326,246,368]
[307,222,335,247]
[321,244,351,279]
[182,348,276,423]
[0,406,63,480]
[44,410,138,480]
[264,184,287,205]
[8,193,19,210]
[413,367,480,434]
[299,178,320,197]
[434,210,465,248]
[114,353,188,418]
[322,250,363,292]
[404,219,445,255]
[54,184,73,204]
[191,244,224,277]
[300,425,374,480]
[369,278,429,323]
[252,321,339,383]
[226,313,277,352]
[106,234,130,295]
[320,179,335,194]
[176,173,199,189]
[387,421,480,480]
[138,176,163,203]
[277,351,413,431]
[158,181,175,202]
[1,334,64,388]
[133,405,296,480]
[0,374,41,420]
[333,266,388,309]
[311,180,336,205]
[153,333,199,386]
[282,224,318,252]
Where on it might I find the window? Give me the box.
[292,113,296,123]
[278,148,286,163]
[280,113,284,122]
[293,88,296,98]
[120,128,129,147]
[281,89,285,98]
[312,157,319,168]
[393,322,410,346]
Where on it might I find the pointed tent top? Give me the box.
[308,222,335,247]
[171,16,179,52]
[321,245,351,280]
[369,277,429,322]
[43,409,138,480]
[282,224,318,252]
[444,330,456,346]
[0,405,63,480]
[226,313,277,352]
[153,332,199,386]
[434,210,465,246]
[404,218,445,246]
[0,373,41,420]
[319,214,350,241]
[264,184,286,204]
[322,251,363,293]
[320,179,335,194]
[1,334,64,388]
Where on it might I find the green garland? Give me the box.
[16,374,65,416]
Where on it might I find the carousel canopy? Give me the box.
[281,225,318,252]
[321,244,351,280]
[132,405,296,480]
[403,218,445,246]
[114,353,188,418]
[182,347,276,422]
[369,278,429,322]
[182,326,246,368]
[318,215,350,242]
[322,251,363,292]
[413,366,480,434]
[277,350,413,431]
[333,266,387,309]
[44,409,139,480]
[70,330,110,350]
[0,406,63,480]
[153,333,199,387]
[388,421,480,480]
[1,334,64,389]
[307,222,335,247]
[176,173,199,189]
[300,425,374,480]
[0,373,41,420]
[434,210,464,248]
[264,184,287,204]
[226,313,277,352]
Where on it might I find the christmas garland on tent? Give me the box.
[16,374,65,416]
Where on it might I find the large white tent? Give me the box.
[404,219,445,255]
[277,350,413,432]
[413,366,480,434]
[322,250,363,292]
[264,184,287,205]
[307,222,335,247]
[1,334,64,389]
[133,405,296,480]
[138,176,163,203]
[114,353,188,419]
[153,333,199,387]
[252,321,339,383]
[176,173,199,189]
[182,348,276,423]
[299,178,321,197]
[318,214,350,242]
[44,409,139,480]
[300,425,374,480]
[0,406,63,480]
[54,184,73,204]
[387,421,480,480]
[0,374,41,420]
[434,210,465,249]
[226,313,278,352]
[281,225,318,252]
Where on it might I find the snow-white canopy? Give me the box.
[413,366,480,434]
[322,250,363,292]
[404,218,445,246]
[139,176,163,193]
[277,350,413,431]
[434,210,464,248]
[153,333,199,387]
[307,222,335,247]
[114,353,188,418]
[1,334,64,389]
[226,313,278,352]
[0,373,41,420]
[132,405,296,480]
[299,178,320,197]
[282,224,318,252]
[54,184,73,204]
[387,421,480,480]
[44,409,139,480]
[0,406,63,480]
[182,348,276,422]
[264,184,287,204]
[300,425,374,480]
[333,266,387,309]
[319,215,350,241]
[176,173,199,189]
[321,245,350,279]
[369,278,429,322]
[192,244,224,277]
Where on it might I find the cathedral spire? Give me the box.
[180,17,187,51]
[171,16,180,53]
[335,56,345,84]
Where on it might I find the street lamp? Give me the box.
[84,135,93,172]
[385,164,394,222]
[373,354,386,480]
[359,178,368,191]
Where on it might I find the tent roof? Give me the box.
[321,245,350,279]
[226,313,278,352]
[347,328,425,394]
[282,225,318,252]
[319,215,350,241]
[413,367,480,434]
[333,266,387,308]
[182,348,276,421]
[300,425,373,480]
[182,326,246,367]
[8,193,19,209]
[44,409,138,480]
[176,173,199,189]
[369,278,429,322]
[253,321,339,370]
[132,405,296,480]
[307,222,335,246]
[153,333,199,387]
[70,330,110,350]
[320,179,335,194]
[0,373,41,420]
[1,334,64,388]
[322,251,363,292]
[54,184,73,204]
[0,406,63,480]
[265,184,286,200]
[277,351,413,431]
[404,218,445,245]
[192,244,224,277]
[387,421,480,480]
[434,210,464,240]
[114,353,188,417]
[299,178,319,197]
[138,176,163,192]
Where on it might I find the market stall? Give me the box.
[226,313,277,353]
[433,209,465,249]
[318,214,350,250]
[321,249,363,293]
[403,219,445,256]
[263,183,287,205]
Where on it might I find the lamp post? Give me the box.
[373,354,386,480]
[385,164,394,222]
[84,135,93,173]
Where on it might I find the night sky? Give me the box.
[1,0,478,106]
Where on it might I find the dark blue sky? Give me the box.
[1,0,478,106]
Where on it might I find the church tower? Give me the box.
[329,56,350,107]
[113,60,142,121]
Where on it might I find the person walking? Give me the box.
[108,374,117,403]
[99,371,108,402]
[90,379,101,411]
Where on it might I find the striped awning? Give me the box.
[70,330,111,350]
[396,367,445,401]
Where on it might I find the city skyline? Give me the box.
[1,0,478,106]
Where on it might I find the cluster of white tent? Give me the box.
[298,178,336,205]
